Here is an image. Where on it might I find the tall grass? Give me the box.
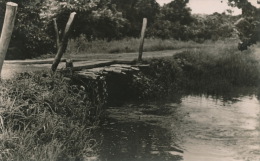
[0,71,103,161]
[66,37,238,55]
[173,41,260,93]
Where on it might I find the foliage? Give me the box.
[228,0,257,16]
[187,13,239,41]
[0,0,247,59]
[43,0,127,41]
[148,0,193,40]
[228,0,260,50]
[0,0,55,59]
[149,7,238,41]
[111,0,160,37]
[0,0,128,59]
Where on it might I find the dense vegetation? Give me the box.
[1,0,258,59]
[0,40,259,160]
[133,41,260,99]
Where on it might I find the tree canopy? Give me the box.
[148,0,194,40]
[111,0,160,37]
[0,0,254,59]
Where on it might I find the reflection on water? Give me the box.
[95,89,260,161]
[97,120,183,161]
[181,95,260,161]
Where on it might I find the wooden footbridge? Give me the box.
[2,49,184,79]
[76,64,149,80]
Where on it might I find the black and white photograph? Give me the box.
[0,0,259,160]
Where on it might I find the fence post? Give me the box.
[51,12,76,72]
[0,2,18,78]
[53,18,60,49]
[138,18,147,62]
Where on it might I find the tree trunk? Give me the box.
[51,12,76,72]
[138,18,147,62]
[0,2,18,78]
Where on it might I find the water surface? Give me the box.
[95,90,260,161]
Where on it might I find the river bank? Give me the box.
[0,42,259,160]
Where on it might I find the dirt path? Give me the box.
[2,49,185,79]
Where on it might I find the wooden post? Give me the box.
[53,18,60,49]
[0,2,18,77]
[138,18,147,62]
[51,12,76,72]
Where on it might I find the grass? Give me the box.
[0,71,103,161]
[172,41,260,94]
[36,37,241,60]
[65,37,236,55]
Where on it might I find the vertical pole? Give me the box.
[138,18,147,62]
[53,18,60,49]
[52,12,76,72]
[0,2,18,78]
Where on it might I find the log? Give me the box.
[0,2,18,78]
[138,18,147,62]
[51,12,76,72]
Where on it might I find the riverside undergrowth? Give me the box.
[173,43,260,94]
[130,43,260,99]
[0,71,106,161]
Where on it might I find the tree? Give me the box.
[43,0,127,41]
[148,0,193,40]
[0,0,128,59]
[191,13,237,41]
[0,0,54,59]
[111,0,160,37]
[227,0,260,50]
[160,0,193,25]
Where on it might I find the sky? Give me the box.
[156,0,260,15]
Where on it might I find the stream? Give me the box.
[94,88,260,161]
